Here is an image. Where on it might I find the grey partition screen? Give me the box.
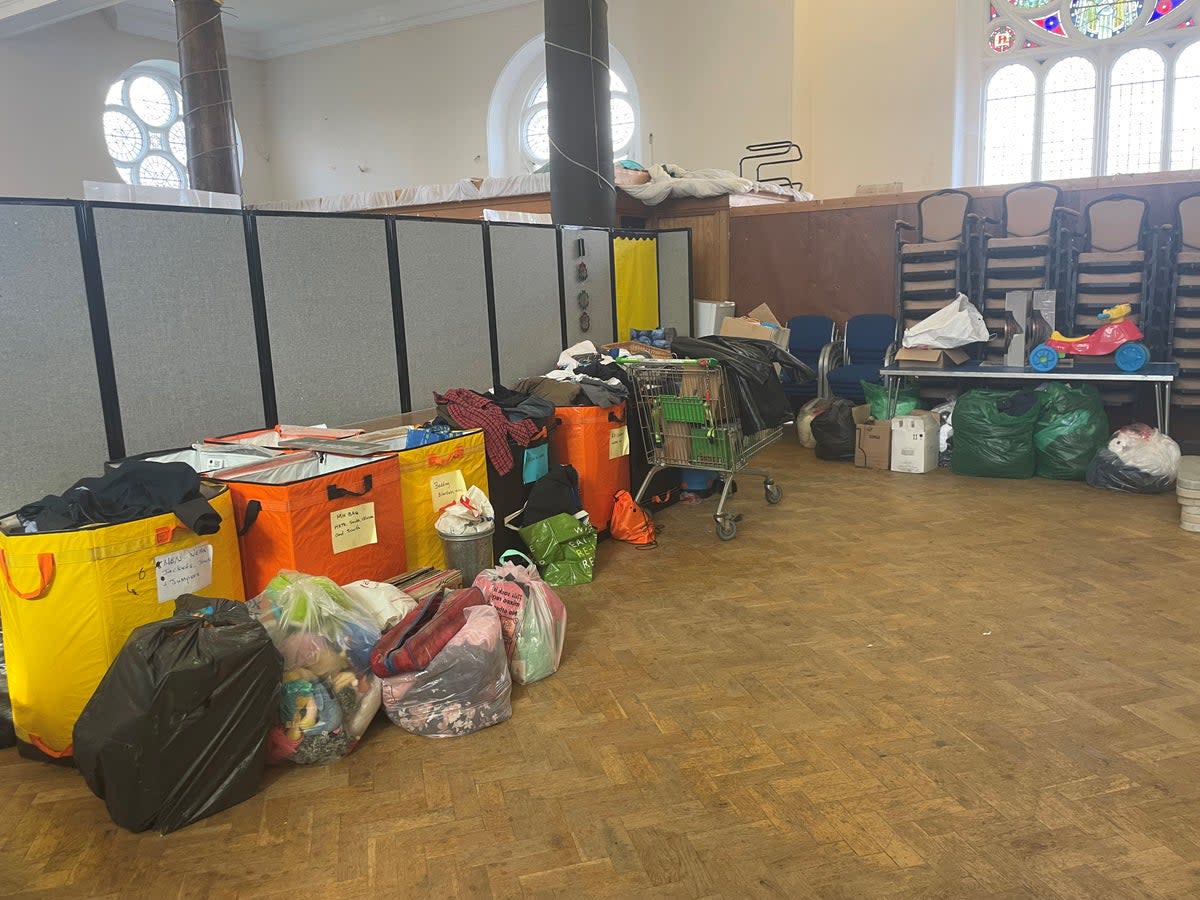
[490,224,563,383]
[256,215,401,425]
[561,226,615,347]
[93,207,264,455]
[657,229,693,336]
[0,203,109,510]
[396,219,491,408]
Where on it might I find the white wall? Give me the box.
[0,12,271,200]
[262,0,799,201]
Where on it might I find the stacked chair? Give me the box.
[1163,193,1200,411]
[782,315,839,408]
[978,183,1074,362]
[895,190,980,334]
[825,314,898,403]
[1066,194,1156,407]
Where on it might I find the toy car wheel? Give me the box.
[765,481,783,505]
[1116,341,1150,373]
[716,517,737,541]
[1029,344,1059,373]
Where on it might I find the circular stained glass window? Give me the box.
[1069,0,1145,39]
[990,25,1018,51]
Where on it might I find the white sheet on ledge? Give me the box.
[251,179,481,213]
[478,173,552,198]
[619,164,813,206]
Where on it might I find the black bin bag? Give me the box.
[73,596,282,835]
[812,400,859,462]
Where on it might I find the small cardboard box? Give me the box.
[721,301,791,349]
[855,419,893,470]
[894,347,971,369]
[890,411,940,474]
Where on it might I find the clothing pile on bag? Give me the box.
[249,572,383,765]
[14,460,220,534]
[374,588,513,737]
[434,388,540,476]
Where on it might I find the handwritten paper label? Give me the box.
[609,425,630,460]
[523,444,550,485]
[155,543,213,603]
[331,502,378,554]
[430,470,467,511]
[488,580,529,651]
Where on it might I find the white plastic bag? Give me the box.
[341,580,417,632]
[795,398,830,449]
[902,295,989,349]
[472,553,567,686]
[1109,425,1181,478]
[435,485,495,536]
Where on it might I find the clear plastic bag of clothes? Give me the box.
[472,552,567,685]
[1087,425,1181,494]
[380,605,512,738]
[248,571,383,765]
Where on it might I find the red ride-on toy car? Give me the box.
[1028,303,1150,373]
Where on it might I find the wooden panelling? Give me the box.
[657,210,730,301]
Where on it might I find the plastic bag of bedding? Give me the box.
[380,605,512,738]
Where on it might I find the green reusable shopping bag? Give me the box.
[518,513,597,587]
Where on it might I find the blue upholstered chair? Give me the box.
[825,314,898,403]
[782,315,838,408]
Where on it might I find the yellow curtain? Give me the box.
[613,236,660,342]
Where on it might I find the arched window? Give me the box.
[1041,57,1096,179]
[1172,41,1200,168]
[102,59,243,189]
[520,71,637,169]
[488,35,641,177]
[977,0,1200,184]
[984,65,1037,183]
[1107,48,1166,173]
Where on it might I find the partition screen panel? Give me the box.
[657,229,692,336]
[93,207,264,454]
[490,224,563,383]
[561,227,615,347]
[396,219,492,409]
[256,215,401,425]
[0,203,109,510]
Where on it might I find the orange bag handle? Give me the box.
[0,550,56,600]
[428,445,465,467]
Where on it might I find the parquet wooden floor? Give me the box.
[4,437,1200,898]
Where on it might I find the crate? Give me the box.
[659,395,709,425]
[690,428,735,467]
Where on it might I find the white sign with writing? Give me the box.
[430,470,467,511]
[155,543,214,603]
[331,502,378,554]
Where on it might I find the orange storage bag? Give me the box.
[214,451,406,598]
[610,490,658,547]
[549,403,631,531]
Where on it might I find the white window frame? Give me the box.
[959,0,1200,185]
[487,35,642,177]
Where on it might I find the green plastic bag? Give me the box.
[1034,384,1109,481]
[518,513,597,587]
[861,381,920,420]
[951,389,1043,479]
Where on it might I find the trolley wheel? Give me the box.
[716,518,738,541]
[1116,341,1150,372]
[765,481,783,504]
[1029,343,1059,373]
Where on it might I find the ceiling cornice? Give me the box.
[111,1,263,58]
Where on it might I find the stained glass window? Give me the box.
[1107,48,1166,174]
[1009,0,1049,7]
[1041,57,1097,179]
[983,65,1037,183]
[990,25,1018,51]
[1149,0,1187,21]
[1172,42,1200,169]
[1070,0,1144,39]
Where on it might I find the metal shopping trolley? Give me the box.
[623,358,783,541]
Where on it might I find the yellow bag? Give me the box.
[0,486,244,758]
[364,430,489,570]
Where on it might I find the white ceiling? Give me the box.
[0,0,534,58]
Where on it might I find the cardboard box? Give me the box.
[894,347,971,369]
[720,302,791,349]
[890,412,940,474]
[855,421,892,470]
